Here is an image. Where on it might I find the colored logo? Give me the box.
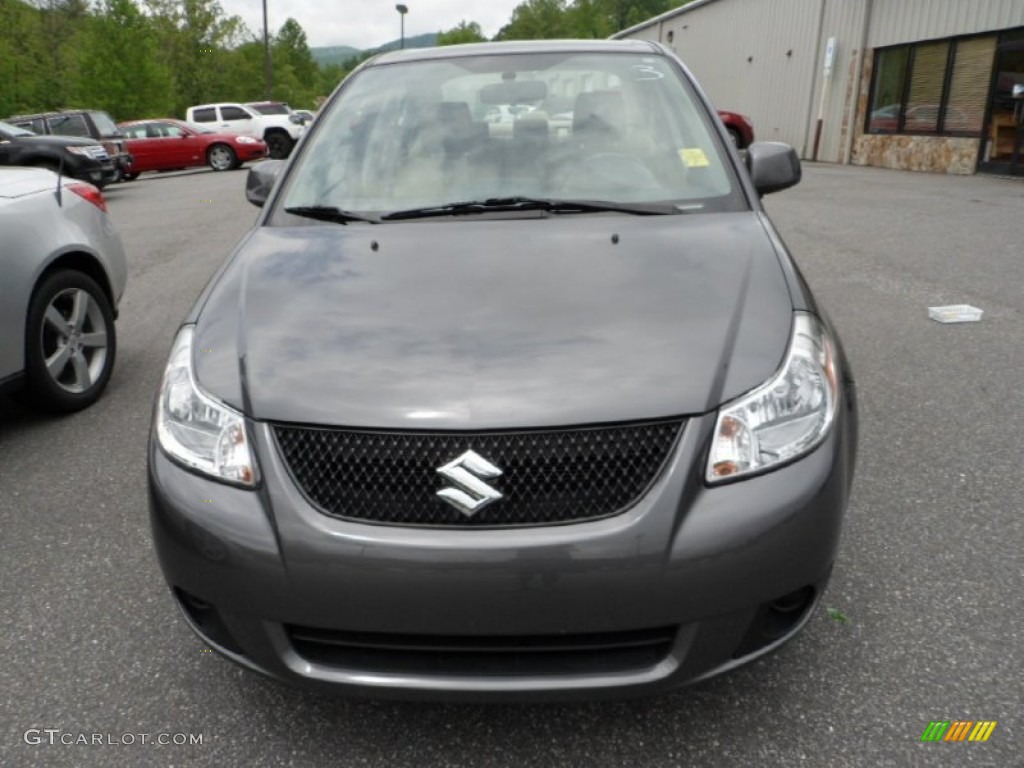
[921,721,997,742]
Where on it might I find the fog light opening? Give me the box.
[173,587,246,657]
[770,586,815,615]
[732,585,817,660]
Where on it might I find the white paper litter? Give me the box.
[928,305,983,324]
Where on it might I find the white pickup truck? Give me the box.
[184,102,304,159]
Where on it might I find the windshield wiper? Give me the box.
[283,205,379,225]
[381,196,680,221]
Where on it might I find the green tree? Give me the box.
[143,0,249,114]
[72,0,174,119]
[437,20,486,46]
[272,18,319,106]
[496,0,571,40]
[0,0,51,114]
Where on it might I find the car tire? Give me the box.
[727,127,743,148]
[264,131,293,159]
[207,143,239,171]
[22,270,117,413]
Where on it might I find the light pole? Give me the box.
[396,4,408,50]
[262,0,272,99]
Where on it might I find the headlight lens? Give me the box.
[66,146,93,156]
[155,326,258,486]
[707,313,838,483]
[235,135,258,144]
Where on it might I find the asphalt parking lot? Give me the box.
[1,164,1021,767]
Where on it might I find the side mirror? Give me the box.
[745,142,801,195]
[245,160,284,208]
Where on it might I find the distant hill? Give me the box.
[310,45,361,67]
[365,32,438,54]
[311,33,437,68]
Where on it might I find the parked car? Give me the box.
[4,110,133,183]
[184,102,304,159]
[868,103,969,133]
[0,167,126,412]
[150,39,857,700]
[245,100,311,126]
[718,110,755,148]
[0,120,115,188]
[117,119,267,177]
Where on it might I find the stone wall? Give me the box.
[848,48,981,175]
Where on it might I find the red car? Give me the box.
[117,119,267,178]
[717,110,755,148]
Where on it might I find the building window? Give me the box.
[946,36,998,134]
[867,47,910,132]
[867,34,997,137]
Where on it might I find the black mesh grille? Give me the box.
[286,624,678,676]
[272,419,683,527]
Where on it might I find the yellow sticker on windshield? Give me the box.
[678,148,710,167]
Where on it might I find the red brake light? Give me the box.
[66,182,108,212]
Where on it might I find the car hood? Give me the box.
[15,134,101,148]
[192,213,795,429]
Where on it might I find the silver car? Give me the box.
[0,167,126,412]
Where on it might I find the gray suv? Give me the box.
[149,40,857,700]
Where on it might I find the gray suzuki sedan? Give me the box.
[149,40,857,700]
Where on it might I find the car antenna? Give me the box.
[55,151,64,207]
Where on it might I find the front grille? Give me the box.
[273,419,683,527]
[286,624,678,676]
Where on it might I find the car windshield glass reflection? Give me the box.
[0,120,35,137]
[282,52,741,218]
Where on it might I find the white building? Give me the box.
[615,0,1024,176]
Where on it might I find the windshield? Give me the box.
[281,51,744,217]
[0,120,34,137]
[250,103,290,115]
[88,111,121,136]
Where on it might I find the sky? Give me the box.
[219,0,526,50]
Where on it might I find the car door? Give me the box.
[166,123,205,167]
[122,124,159,171]
[152,122,196,167]
[217,105,258,137]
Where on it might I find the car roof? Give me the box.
[369,38,660,66]
[118,118,187,125]
[6,109,101,120]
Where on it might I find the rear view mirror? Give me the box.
[245,160,284,208]
[745,142,801,195]
[480,80,548,105]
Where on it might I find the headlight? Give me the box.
[707,312,839,483]
[155,326,258,487]
[235,135,258,144]
[288,114,302,124]
[66,146,97,156]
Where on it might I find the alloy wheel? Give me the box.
[40,287,109,394]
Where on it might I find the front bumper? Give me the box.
[149,394,856,701]
[237,144,268,162]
